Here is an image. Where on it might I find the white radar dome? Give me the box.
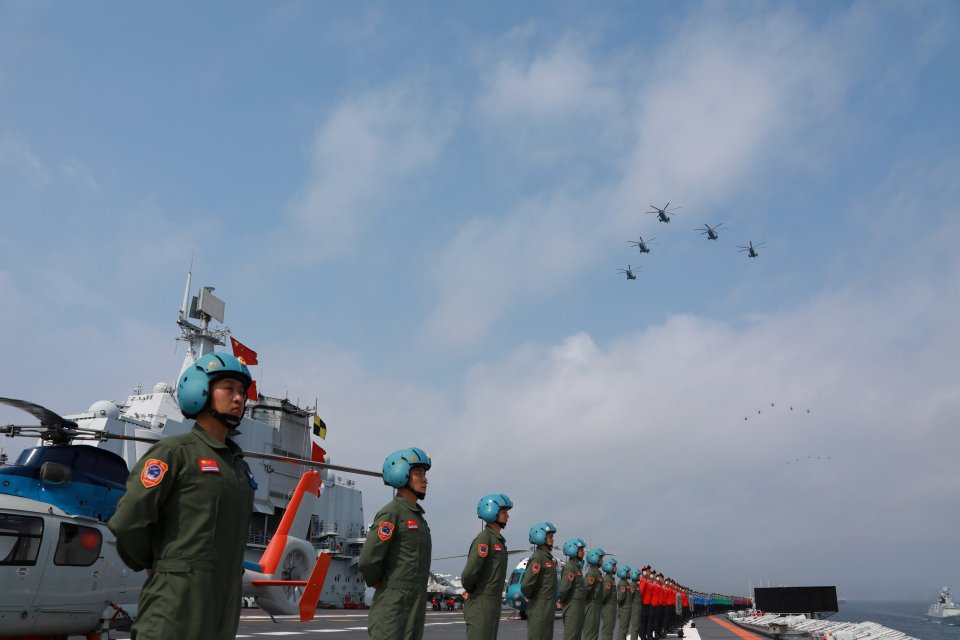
[153,382,171,394]
[88,400,120,419]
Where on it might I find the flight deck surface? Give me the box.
[105,611,755,639]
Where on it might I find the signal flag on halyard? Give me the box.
[230,337,259,365]
[313,414,327,440]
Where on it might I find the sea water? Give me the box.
[833,601,957,639]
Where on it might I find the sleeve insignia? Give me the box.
[530,562,541,574]
[140,459,169,488]
[477,543,489,558]
[567,571,575,581]
[621,586,627,592]
[606,582,612,589]
[377,521,395,541]
[588,576,595,584]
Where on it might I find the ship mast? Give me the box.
[176,267,229,377]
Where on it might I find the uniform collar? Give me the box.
[392,494,426,515]
[192,424,243,457]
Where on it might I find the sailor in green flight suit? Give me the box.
[109,352,257,640]
[616,564,633,640]
[359,448,433,640]
[519,521,558,640]
[461,493,513,639]
[557,537,587,640]
[582,547,605,640]
[600,556,618,640]
[628,568,643,640]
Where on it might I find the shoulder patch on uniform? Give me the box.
[198,458,220,473]
[588,576,596,584]
[621,586,627,592]
[377,521,395,541]
[567,571,575,581]
[530,562,541,574]
[477,543,489,558]
[140,459,168,488]
[606,582,613,589]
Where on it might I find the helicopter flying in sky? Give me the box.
[618,265,640,280]
[647,203,680,223]
[737,241,766,258]
[628,236,656,254]
[697,223,725,240]
[0,396,348,638]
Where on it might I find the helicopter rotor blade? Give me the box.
[0,397,79,430]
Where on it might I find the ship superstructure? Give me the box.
[926,586,960,622]
[7,274,368,608]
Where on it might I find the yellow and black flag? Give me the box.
[312,414,327,440]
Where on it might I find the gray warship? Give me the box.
[11,273,368,610]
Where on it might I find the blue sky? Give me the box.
[1,1,959,600]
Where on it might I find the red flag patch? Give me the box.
[140,459,168,488]
[478,543,489,558]
[377,521,394,542]
[545,562,552,568]
[406,519,419,530]
[198,458,220,473]
[494,544,503,551]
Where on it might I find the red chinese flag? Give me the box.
[230,337,259,365]
[246,379,258,401]
[312,442,327,463]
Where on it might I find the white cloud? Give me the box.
[284,85,454,259]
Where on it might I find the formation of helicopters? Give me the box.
[0,395,378,639]
[618,202,767,279]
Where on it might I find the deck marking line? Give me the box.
[709,615,765,639]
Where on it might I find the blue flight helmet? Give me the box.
[177,352,252,426]
[477,493,513,524]
[602,556,618,573]
[528,521,557,546]
[586,547,605,566]
[617,564,631,580]
[382,447,431,490]
[562,537,586,558]
[630,568,640,581]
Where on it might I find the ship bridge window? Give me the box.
[0,514,43,565]
[54,523,102,566]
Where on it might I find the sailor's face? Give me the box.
[211,378,246,417]
[498,507,510,525]
[408,466,428,495]
[545,532,554,547]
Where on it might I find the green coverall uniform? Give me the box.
[617,578,633,640]
[108,426,254,640]
[461,525,508,639]
[359,495,432,640]
[583,565,603,640]
[629,580,642,640]
[600,572,617,640]
[519,548,557,640]
[557,558,585,640]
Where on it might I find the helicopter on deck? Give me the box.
[697,223,724,240]
[617,265,640,280]
[647,203,680,223]
[0,396,361,638]
[628,236,656,254]
[737,241,766,258]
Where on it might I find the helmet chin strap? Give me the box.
[411,489,426,500]
[206,405,242,430]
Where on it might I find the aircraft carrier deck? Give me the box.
[106,611,752,639]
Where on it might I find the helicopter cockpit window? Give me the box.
[510,571,522,585]
[54,522,102,566]
[0,514,44,565]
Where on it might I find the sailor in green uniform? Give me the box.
[462,493,513,639]
[582,547,605,640]
[519,521,558,640]
[599,556,618,640]
[558,537,587,640]
[616,564,633,640]
[628,568,643,640]
[109,352,257,640]
[359,448,433,640]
